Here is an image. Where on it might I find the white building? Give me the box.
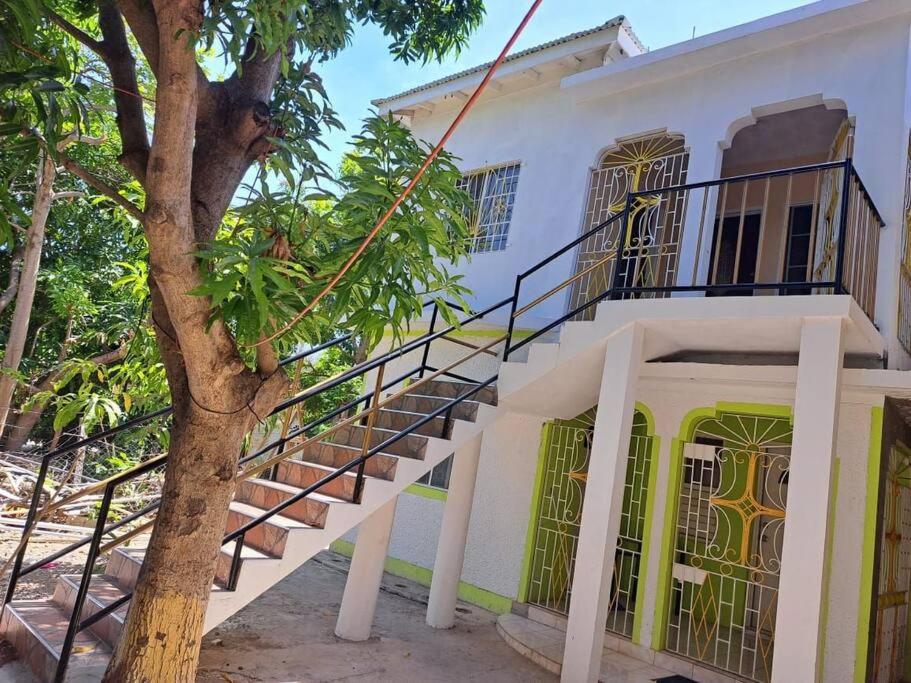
[336,1,911,681]
[9,2,911,682]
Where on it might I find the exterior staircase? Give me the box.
[0,378,499,682]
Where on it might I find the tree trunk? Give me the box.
[103,400,248,681]
[0,151,56,438]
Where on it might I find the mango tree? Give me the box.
[1,0,484,679]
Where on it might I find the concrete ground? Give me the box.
[0,549,553,682]
[196,550,554,682]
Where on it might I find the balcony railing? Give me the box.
[612,159,884,317]
[504,159,884,359]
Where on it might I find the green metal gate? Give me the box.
[525,408,654,638]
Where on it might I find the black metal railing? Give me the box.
[503,159,883,359]
[4,296,514,681]
[5,159,886,681]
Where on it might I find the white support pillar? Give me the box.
[562,323,644,683]
[771,317,844,682]
[335,496,398,641]
[427,433,483,629]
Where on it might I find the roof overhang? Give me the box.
[374,17,644,120]
[562,0,911,102]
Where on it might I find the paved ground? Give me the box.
[1,550,553,682]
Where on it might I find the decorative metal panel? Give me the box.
[872,443,911,683]
[569,135,689,319]
[526,409,653,639]
[665,411,791,683]
[899,135,911,355]
[811,119,855,287]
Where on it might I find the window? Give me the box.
[416,455,452,490]
[458,163,521,253]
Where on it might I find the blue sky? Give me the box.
[316,0,816,171]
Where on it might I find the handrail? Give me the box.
[627,159,849,198]
[225,373,500,545]
[4,297,509,602]
[271,297,511,415]
[65,332,509,633]
[28,334,353,466]
[238,331,509,485]
[518,212,624,281]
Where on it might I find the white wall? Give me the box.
[398,9,911,366]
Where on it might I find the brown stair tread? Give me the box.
[219,538,274,562]
[242,475,353,504]
[4,600,110,659]
[57,575,130,619]
[227,501,314,529]
[312,438,405,459]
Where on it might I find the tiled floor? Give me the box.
[496,613,677,683]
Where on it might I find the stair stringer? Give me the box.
[202,401,501,629]
[498,307,628,420]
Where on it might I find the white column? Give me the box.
[427,433,483,629]
[335,496,398,641]
[771,317,844,682]
[562,323,645,683]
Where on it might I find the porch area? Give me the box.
[507,102,886,361]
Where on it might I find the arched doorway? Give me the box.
[525,408,654,639]
[707,104,852,296]
[662,409,792,682]
[569,134,689,318]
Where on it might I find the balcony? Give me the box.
[608,160,884,321]
[504,159,884,360]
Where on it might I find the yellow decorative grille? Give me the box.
[872,442,911,682]
[569,134,689,319]
[526,409,653,639]
[899,135,911,355]
[665,411,791,683]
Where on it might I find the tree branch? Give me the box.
[116,0,217,123]
[0,245,24,317]
[46,8,105,57]
[98,1,150,183]
[60,157,143,220]
[2,338,132,452]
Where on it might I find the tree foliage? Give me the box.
[0,0,486,676]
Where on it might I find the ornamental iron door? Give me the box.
[569,134,689,319]
[872,443,911,682]
[526,409,653,638]
[665,411,791,683]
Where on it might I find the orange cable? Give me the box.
[250,0,545,347]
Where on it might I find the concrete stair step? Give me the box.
[374,408,452,439]
[330,424,428,460]
[215,540,276,588]
[225,501,312,557]
[52,574,129,648]
[106,547,145,590]
[386,393,479,421]
[236,477,348,527]
[296,440,399,480]
[0,600,110,682]
[412,378,498,406]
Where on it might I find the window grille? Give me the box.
[458,163,521,253]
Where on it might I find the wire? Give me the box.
[248,0,545,348]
